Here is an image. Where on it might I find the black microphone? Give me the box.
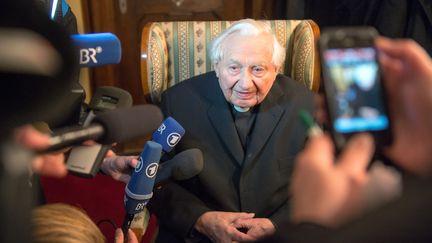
[42,105,163,153]
[155,148,204,186]
[79,86,133,126]
[67,86,134,177]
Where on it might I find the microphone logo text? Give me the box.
[167,133,181,147]
[157,123,166,134]
[135,157,144,173]
[79,46,103,65]
[145,162,159,178]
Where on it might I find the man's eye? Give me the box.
[228,66,240,72]
[253,66,265,74]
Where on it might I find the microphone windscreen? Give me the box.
[71,33,121,67]
[1,0,78,133]
[88,86,133,112]
[94,105,163,144]
[171,148,203,180]
[152,117,185,153]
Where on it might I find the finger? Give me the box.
[337,133,374,177]
[231,229,256,242]
[35,153,67,178]
[127,157,139,168]
[230,212,255,221]
[232,217,252,229]
[127,229,139,243]
[298,134,334,169]
[376,37,431,69]
[105,149,116,157]
[114,228,124,243]
[15,125,50,150]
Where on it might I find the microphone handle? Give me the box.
[42,124,104,153]
[121,213,134,242]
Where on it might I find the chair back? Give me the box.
[141,20,320,103]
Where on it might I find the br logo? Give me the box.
[145,163,159,178]
[79,46,103,64]
[167,133,181,147]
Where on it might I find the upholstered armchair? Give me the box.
[140,20,321,104]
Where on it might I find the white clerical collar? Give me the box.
[233,105,250,112]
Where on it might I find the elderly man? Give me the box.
[147,19,314,243]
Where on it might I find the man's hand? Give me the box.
[194,211,256,243]
[100,152,138,183]
[232,217,275,241]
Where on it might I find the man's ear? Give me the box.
[214,63,220,77]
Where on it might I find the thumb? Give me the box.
[114,228,124,243]
[337,133,375,178]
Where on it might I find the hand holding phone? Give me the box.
[319,26,392,150]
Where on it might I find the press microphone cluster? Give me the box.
[41,105,163,153]
[122,117,186,239]
[71,32,121,67]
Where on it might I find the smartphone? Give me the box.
[319,26,392,150]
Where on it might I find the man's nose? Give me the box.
[238,69,253,88]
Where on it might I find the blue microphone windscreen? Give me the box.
[126,141,162,199]
[71,33,121,67]
[124,141,162,214]
[152,117,185,153]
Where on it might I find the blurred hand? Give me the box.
[100,152,138,183]
[14,125,67,178]
[376,37,432,176]
[232,217,275,241]
[194,211,256,243]
[290,133,374,227]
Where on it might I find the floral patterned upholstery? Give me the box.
[141,20,320,103]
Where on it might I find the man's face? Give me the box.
[214,33,278,109]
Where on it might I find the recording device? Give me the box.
[42,104,163,153]
[319,26,392,150]
[67,86,134,177]
[154,148,204,187]
[71,33,121,67]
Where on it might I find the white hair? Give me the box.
[210,19,286,69]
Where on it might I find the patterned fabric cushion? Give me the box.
[144,20,320,103]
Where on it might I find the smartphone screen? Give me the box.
[320,27,392,149]
[323,47,389,133]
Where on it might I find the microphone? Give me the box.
[121,117,185,240]
[71,33,121,67]
[43,105,163,153]
[80,86,133,126]
[154,148,204,186]
[124,140,162,215]
[67,86,134,177]
[122,141,162,239]
[152,117,186,154]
